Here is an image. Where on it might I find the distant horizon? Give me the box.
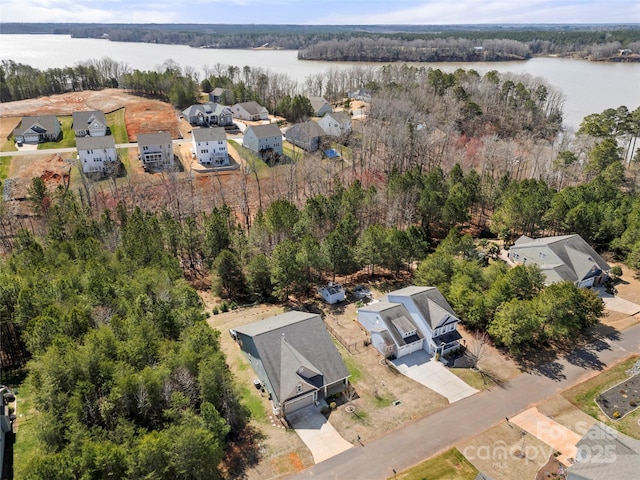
[1,22,639,26]
[1,0,639,25]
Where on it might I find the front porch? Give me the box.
[433,330,463,356]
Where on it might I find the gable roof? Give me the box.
[234,101,267,115]
[359,301,423,347]
[72,110,107,128]
[246,123,282,139]
[235,311,349,405]
[386,286,456,329]
[14,115,59,136]
[308,96,331,113]
[568,423,640,480]
[324,111,351,125]
[76,135,116,150]
[183,103,231,117]
[511,235,610,284]
[137,131,172,146]
[192,127,226,143]
[286,121,326,140]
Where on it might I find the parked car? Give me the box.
[353,285,372,299]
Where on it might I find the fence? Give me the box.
[323,320,368,354]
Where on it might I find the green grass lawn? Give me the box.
[393,448,479,480]
[106,108,129,144]
[563,355,640,439]
[0,156,11,180]
[12,378,44,479]
[239,384,268,423]
[449,368,492,391]
[38,116,75,149]
[228,140,269,176]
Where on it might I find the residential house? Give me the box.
[358,301,424,359]
[137,131,174,171]
[243,123,283,160]
[13,115,61,144]
[182,103,233,127]
[234,311,350,417]
[285,121,326,152]
[347,88,372,102]
[320,282,345,304]
[508,234,610,288]
[385,286,462,356]
[76,135,118,174]
[232,101,269,121]
[567,422,640,480]
[72,110,108,137]
[308,96,333,117]
[318,111,352,137]
[209,87,233,104]
[191,127,229,166]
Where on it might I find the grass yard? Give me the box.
[12,378,43,479]
[449,368,493,391]
[562,355,640,439]
[0,156,11,180]
[228,140,269,177]
[38,115,75,149]
[106,108,129,144]
[393,448,478,480]
[239,384,268,423]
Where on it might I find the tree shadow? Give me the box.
[222,424,267,480]
[515,348,566,381]
[565,347,606,371]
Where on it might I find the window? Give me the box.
[296,384,302,393]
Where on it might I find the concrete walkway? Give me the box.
[287,406,353,464]
[510,407,582,466]
[288,324,640,480]
[393,351,479,403]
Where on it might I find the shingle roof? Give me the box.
[359,301,423,347]
[246,123,282,139]
[137,131,172,146]
[308,96,330,113]
[510,235,610,284]
[386,286,456,330]
[325,111,351,124]
[235,311,349,405]
[72,110,106,127]
[183,103,231,117]
[14,115,59,136]
[286,121,325,140]
[567,423,640,480]
[192,127,226,142]
[76,135,116,150]
[235,101,267,115]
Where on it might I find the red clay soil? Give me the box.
[0,89,181,140]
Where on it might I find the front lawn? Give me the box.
[38,116,75,149]
[563,355,640,439]
[106,108,129,144]
[392,448,478,480]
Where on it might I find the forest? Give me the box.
[0,51,640,477]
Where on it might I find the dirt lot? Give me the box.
[0,89,181,140]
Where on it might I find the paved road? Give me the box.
[0,139,189,158]
[289,324,640,479]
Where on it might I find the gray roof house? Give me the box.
[72,110,108,137]
[76,135,118,174]
[232,101,269,121]
[234,311,350,417]
[243,123,283,161]
[385,286,462,356]
[318,111,352,137]
[191,127,229,166]
[567,422,640,480]
[320,282,345,304]
[13,115,61,144]
[137,131,174,171]
[357,301,424,359]
[182,103,233,127]
[308,96,333,117]
[209,87,233,104]
[508,234,610,288]
[285,121,326,152]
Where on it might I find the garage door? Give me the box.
[284,391,315,415]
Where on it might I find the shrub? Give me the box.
[629,401,638,407]
[212,306,220,315]
[220,301,229,312]
[330,402,337,410]
[612,411,621,419]
[230,301,238,310]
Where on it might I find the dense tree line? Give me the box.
[0,192,249,478]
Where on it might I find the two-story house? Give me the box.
[182,103,233,127]
[137,131,174,171]
[243,124,283,160]
[308,96,333,117]
[72,110,108,137]
[76,135,118,174]
[318,112,352,137]
[191,127,229,166]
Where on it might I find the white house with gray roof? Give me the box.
[232,101,269,121]
[318,111,352,137]
[285,120,326,152]
[358,301,425,359]
[137,131,174,171]
[182,103,233,127]
[508,234,610,288]
[385,286,462,356]
[308,96,333,117]
[13,115,61,144]
[76,135,118,174]
[567,422,640,480]
[72,110,108,137]
[243,123,283,160]
[234,311,350,417]
[191,127,228,166]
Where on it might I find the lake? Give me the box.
[1,34,639,129]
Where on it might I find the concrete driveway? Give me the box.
[510,407,582,465]
[287,406,353,464]
[392,351,479,403]
[597,287,640,316]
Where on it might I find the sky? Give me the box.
[0,0,639,25]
